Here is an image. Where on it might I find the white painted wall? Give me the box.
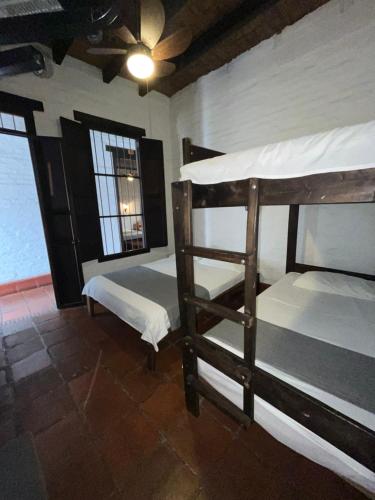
[171,0,375,283]
[0,133,50,283]
[0,54,177,281]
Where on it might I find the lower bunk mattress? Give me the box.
[198,272,375,493]
[83,255,244,350]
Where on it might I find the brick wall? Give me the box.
[171,0,375,282]
[0,133,50,283]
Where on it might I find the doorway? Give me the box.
[0,114,52,295]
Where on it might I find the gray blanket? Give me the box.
[104,266,210,331]
[205,319,375,413]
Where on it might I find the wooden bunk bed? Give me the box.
[173,134,375,488]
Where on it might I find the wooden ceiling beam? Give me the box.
[102,54,126,83]
[52,38,74,65]
[155,0,329,95]
[171,0,279,72]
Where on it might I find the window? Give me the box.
[89,129,146,257]
[0,111,26,133]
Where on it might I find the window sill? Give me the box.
[98,247,150,263]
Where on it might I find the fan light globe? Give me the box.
[127,53,154,79]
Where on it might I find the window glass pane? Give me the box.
[0,112,26,132]
[14,115,26,132]
[89,127,145,257]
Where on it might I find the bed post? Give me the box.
[182,137,192,165]
[172,180,200,416]
[243,178,260,420]
[87,296,95,317]
[147,345,156,371]
[286,204,299,273]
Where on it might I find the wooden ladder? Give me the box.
[172,179,260,427]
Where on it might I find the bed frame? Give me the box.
[86,136,243,370]
[173,138,375,473]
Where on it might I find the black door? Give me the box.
[34,136,84,308]
[60,118,102,263]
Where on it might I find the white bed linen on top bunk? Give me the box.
[198,273,375,493]
[180,120,375,184]
[82,256,244,351]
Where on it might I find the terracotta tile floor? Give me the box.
[0,287,367,499]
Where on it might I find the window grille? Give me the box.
[89,129,146,257]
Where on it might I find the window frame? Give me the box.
[73,111,149,262]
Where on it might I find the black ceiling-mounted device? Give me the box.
[0,45,45,77]
[0,0,121,45]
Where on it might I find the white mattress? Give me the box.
[180,120,375,184]
[82,256,244,351]
[198,273,375,493]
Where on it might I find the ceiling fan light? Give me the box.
[127,53,154,79]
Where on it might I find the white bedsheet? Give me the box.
[180,120,375,184]
[82,256,244,351]
[198,273,375,493]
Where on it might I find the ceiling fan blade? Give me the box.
[87,47,128,55]
[154,60,176,78]
[114,25,137,45]
[140,0,165,49]
[152,28,192,61]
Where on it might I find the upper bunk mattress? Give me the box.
[180,120,375,184]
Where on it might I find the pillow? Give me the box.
[293,271,375,302]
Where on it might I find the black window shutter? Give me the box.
[139,138,168,248]
[60,117,102,262]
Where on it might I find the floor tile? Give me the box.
[0,385,14,413]
[202,399,240,434]
[238,423,303,477]
[141,382,187,430]
[2,307,30,323]
[1,316,34,336]
[11,349,51,383]
[0,293,27,312]
[165,405,234,475]
[0,370,7,387]
[33,310,63,325]
[36,412,116,500]
[118,444,200,500]
[41,325,77,348]
[56,348,99,382]
[48,335,89,362]
[7,336,44,364]
[37,316,68,333]
[98,408,160,490]
[122,365,164,403]
[70,367,136,434]
[15,366,62,407]
[0,350,6,369]
[20,384,75,434]
[101,349,139,382]
[0,418,17,447]
[200,439,293,500]
[289,452,366,499]
[3,327,37,349]
[154,344,182,378]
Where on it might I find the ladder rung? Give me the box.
[187,375,252,428]
[183,245,250,265]
[184,294,252,327]
[187,335,251,386]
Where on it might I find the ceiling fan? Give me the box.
[87,0,192,81]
